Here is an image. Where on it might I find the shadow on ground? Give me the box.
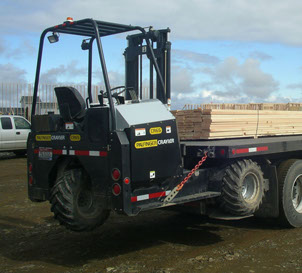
[0,210,225,267]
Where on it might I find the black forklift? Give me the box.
[28,18,302,231]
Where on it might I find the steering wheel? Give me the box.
[103,86,126,98]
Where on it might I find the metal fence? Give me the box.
[6,83,300,120]
[0,83,154,121]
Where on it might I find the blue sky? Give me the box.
[1,0,302,109]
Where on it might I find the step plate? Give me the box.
[137,191,221,212]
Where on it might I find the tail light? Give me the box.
[112,183,121,196]
[124,177,130,184]
[28,163,33,186]
[29,176,33,186]
[112,168,121,181]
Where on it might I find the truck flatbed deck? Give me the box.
[182,134,302,159]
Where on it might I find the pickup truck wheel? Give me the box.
[220,159,264,216]
[278,159,302,227]
[14,150,26,156]
[50,169,110,231]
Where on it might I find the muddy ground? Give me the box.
[0,154,301,273]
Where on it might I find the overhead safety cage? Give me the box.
[52,19,142,37]
[32,18,171,131]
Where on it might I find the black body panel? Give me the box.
[128,120,181,183]
[183,135,302,159]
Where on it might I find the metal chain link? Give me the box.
[163,152,208,204]
[176,152,208,191]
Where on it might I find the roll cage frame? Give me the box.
[32,18,171,131]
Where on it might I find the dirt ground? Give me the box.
[0,154,301,273]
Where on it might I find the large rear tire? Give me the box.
[220,159,264,216]
[50,169,110,231]
[277,159,302,228]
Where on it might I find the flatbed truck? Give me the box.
[28,18,302,231]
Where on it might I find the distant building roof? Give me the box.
[20,96,42,104]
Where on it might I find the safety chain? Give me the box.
[163,152,208,204]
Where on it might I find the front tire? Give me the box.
[50,169,110,231]
[278,160,302,227]
[14,150,26,156]
[220,159,264,216]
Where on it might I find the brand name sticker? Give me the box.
[35,135,65,141]
[70,134,81,141]
[150,127,162,135]
[158,138,175,145]
[135,139,158,149]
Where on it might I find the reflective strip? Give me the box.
[233,146,268,155]
[137,194,149,201]
[257,146,268,152]
[34,148,107,157]
[131,190,171,203]
[75,150,89,156]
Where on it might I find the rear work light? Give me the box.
[112,168,121,181]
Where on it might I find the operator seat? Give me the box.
[54,86,86,122]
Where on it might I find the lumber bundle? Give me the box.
[172,109,302,140]
[182,102,302,111]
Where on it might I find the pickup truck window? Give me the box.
[1,117,13,130]
[14,117,30,130]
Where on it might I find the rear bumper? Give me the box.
[122,167,222,216]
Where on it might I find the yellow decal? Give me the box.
[70,134,81,141]
[135,139,158,149]
[149,127,162,135]
[35,135,51,141]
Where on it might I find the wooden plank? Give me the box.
[172,108,302,140]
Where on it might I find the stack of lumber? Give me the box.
[182,103,302,111]
[172,109,302,140]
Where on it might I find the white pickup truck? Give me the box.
[0,115,31,155]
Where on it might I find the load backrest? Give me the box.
[54,86,86,122]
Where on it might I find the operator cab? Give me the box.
[31,17,172,131]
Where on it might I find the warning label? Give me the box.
[135,128,146,136]
[135,139,158,149]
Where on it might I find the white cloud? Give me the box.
[249,51,272,61]
[287,83,302,91]
[0,63,27,82]
[203,57,279,99]
[2,1,302,45]
[173,49,220,65]
[40,60,86,83]
[170,55,280,109]
[171,65,195,95]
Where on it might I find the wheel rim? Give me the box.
[292,175,302,213]
[242,172,258,201]
[77,189,93,213]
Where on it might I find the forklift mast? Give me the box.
[124,29,171,103]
